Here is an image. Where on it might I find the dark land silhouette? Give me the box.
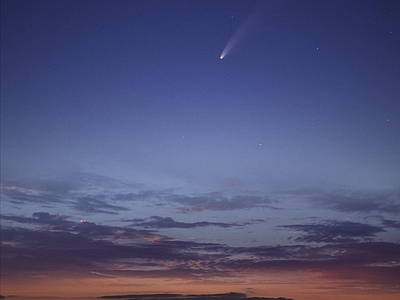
[99,292,293,300]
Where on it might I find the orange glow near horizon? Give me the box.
[2,270,400,300]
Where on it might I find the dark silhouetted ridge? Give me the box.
[100,294,182,299]
[99,293,293,300]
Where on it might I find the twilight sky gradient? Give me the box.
[1,1,400,299]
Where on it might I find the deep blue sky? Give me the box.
[1,1,400,299]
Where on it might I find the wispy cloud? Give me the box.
[1,174,278,215]
[280,220,385,243]
[129,216,254,229]
[381,218,400,229]
[171,194,277,212]
[308,190,400,214]
[1,212,169,243]
[71,196,127,215]
[1,182,64,205]
[113,190,172,202]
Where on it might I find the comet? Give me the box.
[219,2,265,60]
[219,21,249,59]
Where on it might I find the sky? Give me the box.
[1,0,400,299]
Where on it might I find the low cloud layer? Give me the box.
[1,173,400,296]
[1,211,399,292]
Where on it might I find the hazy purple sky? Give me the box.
[1,1,400,299]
